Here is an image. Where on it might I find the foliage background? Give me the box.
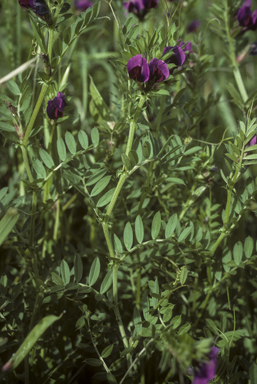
[0,0,257,383]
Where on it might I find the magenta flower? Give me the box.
[163,46,186,67]
[127,54,150,83]
[74,0,93,11]
[192,347,219,384]
[149,58,170,82]
[123,0,158,20]
[187,20,200,33]
[19,0,50,16]
[237,0,257,30]
[127,54,169,86]
[47,92,66,120]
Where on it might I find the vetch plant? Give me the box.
[1,0,257,383]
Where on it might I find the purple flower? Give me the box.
[19,0,50,16]
[74,0,93,11]
[178,39,193,53]
[127,55,169,86]
[47,92,66,120]
[149,58,170,82]
[143,0,158,8]
[187,20,200,33]
[127,54,150,83]
[163,46,186,67]
[192,347,219,384]
[123,0,158,20]
[246,134,257,147]
[237,0,257,30]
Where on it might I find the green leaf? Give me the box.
[91,127,100,146]
[57,137,66,161]
[121,153,132,170]
[88,257,100,286]
[85,358,102,367]
[92,1,101,19]
[170,315,181,330]
[135,215,144,244]
[233,241,243,265]
[53,38,63,56]
[180,267,187,285]
[124,222,133,251]
[151,211,161,239]
[63,25,72,44]
[39,148,55,169]
[0,122,16,132]
[7,80,20,96]
[2,314,62,371]
[177,226,192,242]
[166,177,185,185]
[128,150,138,166]
[250,363,257,384]
[86,169,107,186]
[33,159,46,179]
[142,140,151,159]
[113,233,123,254]
[101,344,113,359]
[78,130,89,149]
[60,259,70,285]
[74,254,83,283]
[89,76,111,122]
[165,214,177,238]
[90,175,111,197]
[100,270,113,294]
[244,236,254,259]
[65,131,77,154]
[96,188,115,207]
[0,208,19,246]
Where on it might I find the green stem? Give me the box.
[101,95,146,355]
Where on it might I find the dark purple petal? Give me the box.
[19,0,50,16]
[192,347,219,384]
[74,0,93,11]
[251,9,257,29]
[149,58,169,82]
[19,0,31,9]
[47,93,66,120]
[163,46,186,66]
[143,0,158,9]
[187,20,200,33]
[123,0,144,12]
[237,5,252,26]
[127,54,150,83]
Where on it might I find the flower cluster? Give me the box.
[123,0,158,21]
[192,347,219,384]
[47,93,66,120]
[19,0,52,24]
[127,54,169,85]
[237,0,257,30]
[73,0,93,11]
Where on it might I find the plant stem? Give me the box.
[101,95,146,355]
